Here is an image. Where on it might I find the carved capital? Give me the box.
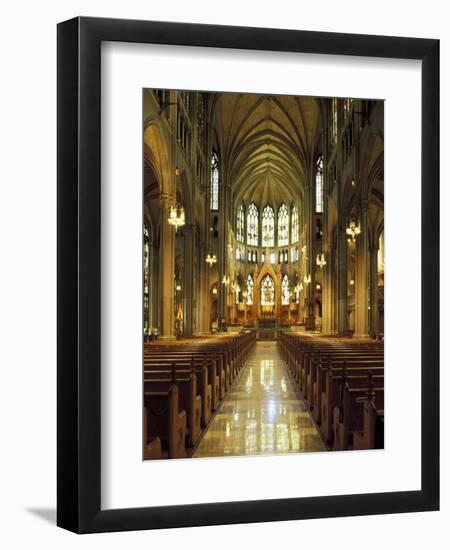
[160,192,175,209]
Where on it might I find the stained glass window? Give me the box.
[210,151,219,211]
[277,203,289,246]
[236,204,245,242]
[261,274,275,306]
[315,155,324,213]
[262,205,275,247]
[291,205,299,244]
[331,98,337,147]
[143,225,151,332]
[246,274,254,305]
[247,203,259,246]
[281,274,290,305]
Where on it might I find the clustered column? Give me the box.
[158,195,175,338]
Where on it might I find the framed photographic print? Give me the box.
[57,17,439,533]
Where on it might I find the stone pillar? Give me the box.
[321,242,333,333]
[217,178,230,330]
[183,223,194,337]
[158,197,175,338]
[369,244,379,336]
[354,203,369,337]
[197,236,211,334]
[337,228,348,335]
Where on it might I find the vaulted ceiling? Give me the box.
[212,93,322,208]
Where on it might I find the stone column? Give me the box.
[369,244,379,336]
[158,196,175,338]
[183,223,194,337]
[321,241,333,333]
[197,235,211,334]
[337,227,348,335]
[217,178,230,330]
[354,203,369,337]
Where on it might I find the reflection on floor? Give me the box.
[193,341,326,458]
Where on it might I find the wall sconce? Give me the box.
[205,253,217,266]
[316,253,326,269]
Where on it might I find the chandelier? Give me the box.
[168,203,185,228]
[316,253,327,269]
[231,281,240,293]
[205,253,217,266]
[346,216,361,242]
[303,274,311,285]
[222,275,230,286]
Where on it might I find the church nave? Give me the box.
[143,89,384,460]
[193,342,326,458]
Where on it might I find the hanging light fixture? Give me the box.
[205,252,217,266]
[222,275,230,286]
[346,215,361,242]
[316,252,327,269]
[303,274,311,285]
[168,203,185,228]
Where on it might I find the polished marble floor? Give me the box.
[193,341,326,458]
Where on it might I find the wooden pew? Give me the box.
[143,332,256,459]
[144,360,213,423]
[320,365,384,442]
[144,354,220,409]
[144,369,202,447]
[143,406,162,460]
[312,357,383,422]
[333,384,384,450]
[353,394,384,450]
[144,385,187,459]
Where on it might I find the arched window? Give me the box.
[261,274,275,306]
[277,203,289,246]
[143,225,151,332]
[246,274,254,305]
[281,274,290,305]
[315,155,324,213]
[291,204,299,244]
[210,151,219,211]
[236,204,245,242]
[262,205,275,247]
[331,98,337,147]
[247,203,259,246]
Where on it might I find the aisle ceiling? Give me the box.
[213,93,322,207]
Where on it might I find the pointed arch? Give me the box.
[291,204,300,244]
[261,204,275,247]
[236,204,245,242]
[261,274,275,306]
[277,203,289,246]
[247,203,259,246]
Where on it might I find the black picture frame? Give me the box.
[57,16,439,533]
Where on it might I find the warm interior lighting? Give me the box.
[316,252,326,268]
[303,274,311,285]
[205,253,217,266]
[222,275,230,285]
[346,216,361,242]
[168,203,185,228]
[349,279,355,285]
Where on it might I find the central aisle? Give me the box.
[193,341,326,458]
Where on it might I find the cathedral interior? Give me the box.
[143,90,384,460]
